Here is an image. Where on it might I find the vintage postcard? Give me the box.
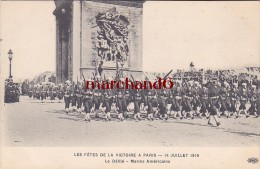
[0,0,259,169]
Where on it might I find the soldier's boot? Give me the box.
[124,112,129,119]
[190,112,194,119]
[68,107,73,113]
[177,111,183,120]
[245,110,250,118]
[254,112,259,118]
[205,112,209,119]
[213,115,220,126]
[134,114,139,121]
[137,112,141,121]
[73,106,77,112]
[95,110,99,118]
[164,114,169,120]
[234,111,238,118]
[85,113,91,122]
[106,112,111,121]
[227,111,231,118]
[172,112,177,119]
[147,114,151,120]
[118,113,124,121]
[217,112,221,118]
[198,113,202,119]
[207,116,214,126]
[80,108,84,113]
[183,112,187,119]
[77,108,81,114]
[237,111,241,118]
[159,114,163,120]
[150,113,154,121]
[65,108,69,114]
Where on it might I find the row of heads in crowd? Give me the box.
[26,77,259,91]
[5,79,20,86]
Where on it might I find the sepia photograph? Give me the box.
[0,0,259,168]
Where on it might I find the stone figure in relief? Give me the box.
[94,7,130,64]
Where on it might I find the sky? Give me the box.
[0,1,259,81]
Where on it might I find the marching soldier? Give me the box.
[182,81,194,119]
[192,81,201,118]
[256,87,260,118]
[75,81,84,113]
[133,87,142,121]
[64,81,71,113]
[57,84,64,101]
[207,81,221,126]
[171,81,183,119]
[157,89,169,120]
[238,83,248,118]
[199,84,209,118]
[103,88,114,121]
[230,83,239,118]
[70,82,77,112]
[219,82,230,118]
[248,85,258,117]
[145,90,157,120]
[93,88,103,118]
[83,84,93,121]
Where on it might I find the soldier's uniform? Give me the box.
[192,83,201,115]
[207,82,221,126]
[102,89,114,121]
[35,85,41,100]
[239,84,248,112]
[57,85,64,100]
[70,84,77,112]
[182,82,194,119]
[256,90,260,117]
[248,86,257,117]
[64,85,71,113]
[75,84,84,113]
[133,89,142,121]
[49,86,55,100]
[229,84,239,115]
[199,85,209,118]
[28,85,33,98]
[83,89,93,121]
[219,83,230,117]
[157,89,169,120]
[171,83,182,118]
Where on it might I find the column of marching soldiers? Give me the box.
[25,76,260,126]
